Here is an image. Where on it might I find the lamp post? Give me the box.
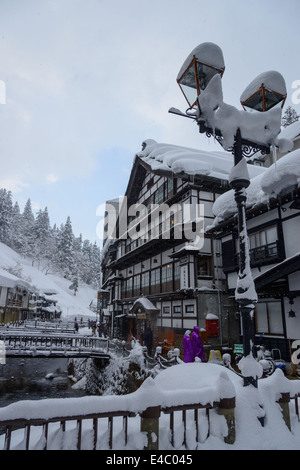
[172,42,287,387]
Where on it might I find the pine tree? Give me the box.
[10,201,23,251]
[0,189,13,245]
[282,106,300,127]
[57,216,75,278]
[32,207,52,267]
[20,199,35,257]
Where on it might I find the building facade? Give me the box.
[0,269,30,323]
[207,148,300,361]
[100,140,264,354]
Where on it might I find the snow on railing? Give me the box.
[0,372,236,450]
[0,330,110,358]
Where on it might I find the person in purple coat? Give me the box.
[191,326,206,362]
[183,330,194,363]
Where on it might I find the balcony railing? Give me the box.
[249,241,279,265]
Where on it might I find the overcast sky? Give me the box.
[0,0,299,245]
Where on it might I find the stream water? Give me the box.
[0,357,86,408]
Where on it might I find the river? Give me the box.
[0,357,86,408]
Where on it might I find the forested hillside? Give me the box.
[0,189,101,290]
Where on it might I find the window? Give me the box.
[133,275,140,294]
[197,256,211,277]
[126,277,133,296]
[256,301,283,335]
[249,225,278,261]
[141,272,149,288]
[151,268,161,285]
[185,305,195,314]
[174,306,181,316]
[162,264,173,284]
[163,306,170,315]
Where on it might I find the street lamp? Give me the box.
[172,43,287,388]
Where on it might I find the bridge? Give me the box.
[0,329,111,360]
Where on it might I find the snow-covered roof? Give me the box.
[130,297,159,312]
[177,42,225,80]
[280,120,300,141]
[240,71,287,102]
[137,139,265,181]
[211,148,300,224]
[0,268,30,289]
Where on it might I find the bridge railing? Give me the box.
[0,331,110,356]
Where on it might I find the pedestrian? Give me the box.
[144,325,153,356]
[191,326,206,362]
[183,330,194,363]
[74,321,79,333]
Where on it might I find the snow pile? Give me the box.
[198,74,288,152]
[1,363,300,449]
[137,139,264,181]
[211,148,300,225]
[177,42,225,81]
[0,242,97,320]
[240,71,287,104]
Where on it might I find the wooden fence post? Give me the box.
[218,397,236,444]
[277,392,291,431]
[140,405,161,450]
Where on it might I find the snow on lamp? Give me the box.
[177,42,225,109]
[240,71,287,112]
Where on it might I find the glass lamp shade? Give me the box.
[177,42,225,108]
[240,71,287,112]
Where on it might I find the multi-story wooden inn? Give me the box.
[100,139,264,352]
[207,148,300,361]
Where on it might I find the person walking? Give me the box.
[183,330,194,363]
[144,325,153,356]
[191,326,206,362]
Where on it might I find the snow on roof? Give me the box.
[0,268,29,289]
[211,148,300,224]
[240,71,287,102]
[177,42,225,80]
[137,139,265,181]
[280,120,300,141]
[130,297,159,312]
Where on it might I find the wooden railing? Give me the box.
[0,331,110,358]
[0,397,231,450]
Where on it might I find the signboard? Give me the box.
[180,265,189,290]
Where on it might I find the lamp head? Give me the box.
[177,42,225,109]
[240,71,287,112]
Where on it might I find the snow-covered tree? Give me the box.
[32,207,52,267]
[0,188,101,288]
[10,202,23,251]
[56,216,75,278]
[69,276,79,295]
[20,198,35,257]
[282,106,300,127]
[0,189,13,245]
